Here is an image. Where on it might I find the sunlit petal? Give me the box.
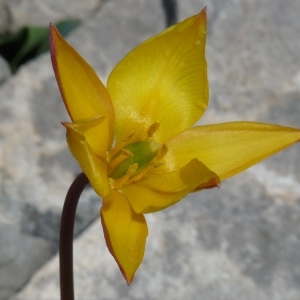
[63,120,110,197]
[122,159,220,214]
[107,8,208,143]
[161,122,300,180]
[50,24,114,125]
[101,189,148,284]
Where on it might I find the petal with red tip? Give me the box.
[122,159,220,214]
[101,189,148,284]
[161,122,300,180]
[50,24,114,125]
[108,8,208,143]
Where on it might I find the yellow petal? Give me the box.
[50,24,114,124]
[122,159,220,214]
[107,8,208,144]
[64,116,113,158]
[63,118,110,197]
[101,189,148,284]
[161,122,300,180]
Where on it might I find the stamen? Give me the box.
[108,132,135,161]
[147,122,160,137]
[108,148,133,174]
[110,163,138,188]
[127,163,138,176]
[125,144,166,185]
[124,131,135,141]
[126,164,153,185]
[156,144,168,160]
[153,162,164,168]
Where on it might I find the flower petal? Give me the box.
[107,8,208,144]
[101,189,148,285]
[161,122,300,180]
[50,24,114,124]
[64,116,113,158]
[63,117,110,197]
[122,159,220,214]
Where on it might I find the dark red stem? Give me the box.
[59,172,89,300]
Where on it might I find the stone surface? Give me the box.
[4,0,300,299]
[0,56,10,82]
[0,0,11,35]
[0,223,52,300]
[0,0,103,33]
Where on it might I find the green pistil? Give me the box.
[110,140,161,179]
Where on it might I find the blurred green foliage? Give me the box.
[0,19,81,73]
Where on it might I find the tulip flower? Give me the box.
[50,8,300,284]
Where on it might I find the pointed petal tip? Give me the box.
[49,23,60,84]
[121,269,134,285]
[50,20,115,123]
[212,172,221,187]
[100,192,147,286]
[113,252,135,286]
[61,121,73,129]
[49,23,57,51]
[201,6,207,14]
[127,278,133,286]
[196,7,207,26]
[211,176,221,189]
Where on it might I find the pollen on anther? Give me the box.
[147,122,160,137]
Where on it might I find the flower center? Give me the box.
[107,123,167,188]
[109,140,161,180]
[108,140,162,180]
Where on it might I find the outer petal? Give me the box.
[122,159,220,214]
[161,122,300,180]
[107,8,208,144]
[63,117,110,197]
[50,24,114,127]
[101,189,148,285]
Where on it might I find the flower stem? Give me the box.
[59,172,89,300]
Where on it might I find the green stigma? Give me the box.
[110,140,161,180]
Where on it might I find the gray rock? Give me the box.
[5,0,300,299]
[0,0,11,34]
[0,0,103,33]
[0,223,52,300]
[0,56,10,82]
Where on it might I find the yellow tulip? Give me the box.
[50,8,300,284]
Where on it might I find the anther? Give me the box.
[147,122,160,137]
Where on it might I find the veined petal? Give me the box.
[122,159,220,214]
[161,122,300,180]
[50,24,114,124]
[63,120,110,197]
[107,8,208,144]
[101,189,148,285]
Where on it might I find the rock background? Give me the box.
[0,0,300,299]
[0,0,102,33]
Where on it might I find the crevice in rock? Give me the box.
[161,0,178,28]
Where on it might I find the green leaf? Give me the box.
[0,19,81,73]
